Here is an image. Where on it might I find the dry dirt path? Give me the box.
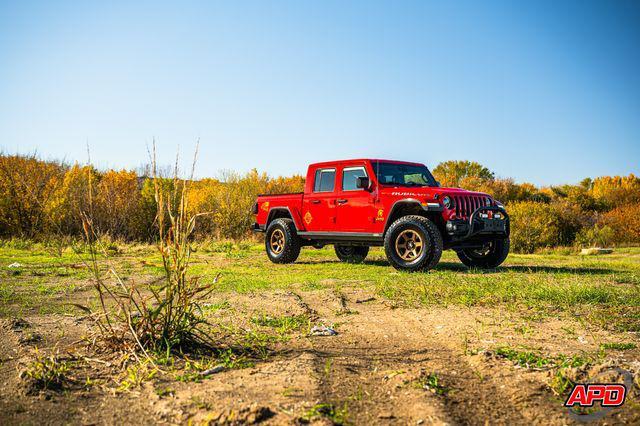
[1,288,638,425]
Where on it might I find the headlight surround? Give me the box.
[442,196,454,209]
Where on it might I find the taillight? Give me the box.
[252,203,259,214]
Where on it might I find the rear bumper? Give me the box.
[446,206,509,241]
[252,222,265,233]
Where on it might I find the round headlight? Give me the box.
[485,197,492,207]
[442,196,453,209]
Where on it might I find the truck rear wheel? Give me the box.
[334,245,369,263]
[384,215,442,272]
[265,218,301,264]
[456,238,510,269]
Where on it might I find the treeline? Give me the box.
[0,154,638,252]
[0,154,304,242]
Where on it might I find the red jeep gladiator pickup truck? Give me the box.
[252,159,509,272]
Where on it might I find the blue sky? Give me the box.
[1,0,638,185]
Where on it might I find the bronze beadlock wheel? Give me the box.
[265,218,301,264]
[395,229,423,261]
[383,215,443,272]
[269,229,285,254]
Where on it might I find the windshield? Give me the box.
[371,161,438,187]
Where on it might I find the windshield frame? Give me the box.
[370,161,438,188]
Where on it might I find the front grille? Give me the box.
[453,195,487,218]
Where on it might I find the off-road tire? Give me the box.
[334,245,369,263]
[265,218,301,264]
[384,215,443,272]
[456,238,510,269]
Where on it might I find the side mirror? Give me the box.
[356,176,370,190]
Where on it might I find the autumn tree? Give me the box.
[47,164,100,235]
[94,169,145,239]
[432,160,494,188]
[0,154,64,238]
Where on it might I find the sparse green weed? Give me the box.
[118,361,158,391]
[600,342,637,351]
[303,402,349,425]
[22,350,70,391]
[414,372,449,395]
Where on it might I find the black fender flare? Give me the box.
[383,198,443,233]
[266,207,301,231]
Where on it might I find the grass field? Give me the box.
[0,241,639,424]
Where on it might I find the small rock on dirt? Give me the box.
[309,325,338,336]
[200,365,225,377]
[7,262,24,268]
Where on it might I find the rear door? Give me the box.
[301,167,337,232]
[336,164,376,232]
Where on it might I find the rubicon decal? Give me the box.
[261,201,270,212]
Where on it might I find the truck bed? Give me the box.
[255,192,305,230]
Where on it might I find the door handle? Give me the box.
[336,199,348,204]
[310,200,321,204]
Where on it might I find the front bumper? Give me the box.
[445,206,509,240]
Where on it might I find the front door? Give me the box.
[336,165,376,232]
[301,167,337,232]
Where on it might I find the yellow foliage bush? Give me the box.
[590,174,640,208]
[508,201,561,253]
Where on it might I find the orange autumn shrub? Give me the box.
[600,203,640,244]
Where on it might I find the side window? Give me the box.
[342,167,367,191]
[313,169,336,193]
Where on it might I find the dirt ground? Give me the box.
[1,285,639,425]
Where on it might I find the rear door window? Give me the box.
[314,168,336,192]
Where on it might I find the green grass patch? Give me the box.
[600,342,637,351]
[495,346,590,370]
[2,243,639,332]
[251,314,310,334]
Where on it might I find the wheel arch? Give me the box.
[266,207,299,230]
[383,199,445,237]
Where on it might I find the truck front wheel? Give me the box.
[334,245,369,263]
[265,218,301,264]
[456,238,510,269]
[384,215,443,272]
